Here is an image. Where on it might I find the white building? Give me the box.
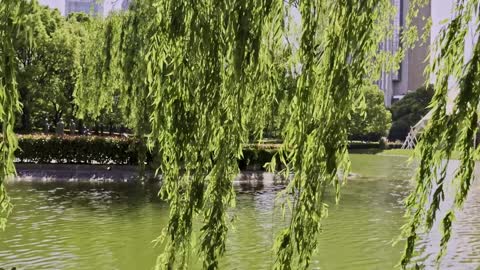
[38,0,128,16]
[121,0,130,10]
[402,0,476,145]
[65,0,103,16]
[379,0,431,107]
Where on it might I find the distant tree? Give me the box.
[14,5,101,132]
[67,12,91,23]
[32,17,85,127]
[349,85,392,141]
[388,84,434,141]
[15,4,63,131]
[15,5,85,131]
[262,74,296,139]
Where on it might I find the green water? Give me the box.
[1,154,480,269]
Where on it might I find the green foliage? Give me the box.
[401,0,480,268]
[71,0,413,268]
[0,0,36,230]
[16,135,141,164]
[13,5,125,133]
[1,0,432,269]
[75,1,285,268]
[349,85,392,141]
[15,135,282,169]
[263,74,297,139]
[67,12,91,23]
[15,5,76,131]
[272,1,398,268]
[389,85,434,141]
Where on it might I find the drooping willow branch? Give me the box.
[0,0,429,269]
[146,1,286,268]
[0,0,36,230]
[73,0,422,269]
[272,1,397,269]
[75,0,285,268]
[401,0,480,268]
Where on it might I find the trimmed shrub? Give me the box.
[349,85,392,141]
[16,135,141,164]
[239,148,278,171]
[348,141,380,149]
[389,85,434,141]
[14,135,396,168]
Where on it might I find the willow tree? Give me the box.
[76,0,285,268]
[401,0,480,268]
[0,0,36,230]
[6,0,473,270]
[271,1,400,268]
[73,0,403,269]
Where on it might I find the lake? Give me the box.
[1,154,479,269]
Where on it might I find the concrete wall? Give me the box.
[430,0,476,81]
[379,0,430,107]
[38,0,126,16]
[406,1,431,92]
[392,0,408,99]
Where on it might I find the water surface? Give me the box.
[1,154,479,269]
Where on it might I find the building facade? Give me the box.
[121,0,130,10]
[379,0,431,107]
[39,0,128,16]
[65,0,103,16]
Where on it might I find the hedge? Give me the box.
[16,135,142,165]
[14,135,402,168]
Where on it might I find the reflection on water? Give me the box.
[413,160,480,270]
[0,155,479,269]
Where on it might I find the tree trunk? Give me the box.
[94,123,99,135]
[19,87,31,133]
[78,119,84,135]
[21,105,31,133]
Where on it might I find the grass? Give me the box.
[378,149,415,157]
[374,149,478,161]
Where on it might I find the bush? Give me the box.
[389,85,434,141]
[15,135,398,168]
[239,147,278,171]
[349,85,392,141]
[348,141,380,149]
[16,135,142,164]
[15,135,282,170]
[379,137,388,149]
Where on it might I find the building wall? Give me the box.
[386,0,475,105]
[379,0,430,107]
[122,0,130,10]
[392,0,407,98]
[38,0,65,15]
[430,0,476,81]
[406,0,430,93]
[65,0,103,16]
[39,0,128,16]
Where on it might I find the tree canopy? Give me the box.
[0,0,37,230]
[2,0,476,269]
[349,85,392,142]
[12,6,126,134]
[389,85,434,141]
[73,1,400,269]
[15,6,80,132]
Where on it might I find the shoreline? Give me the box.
[11,164,286,184]
[13,163,146,182]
